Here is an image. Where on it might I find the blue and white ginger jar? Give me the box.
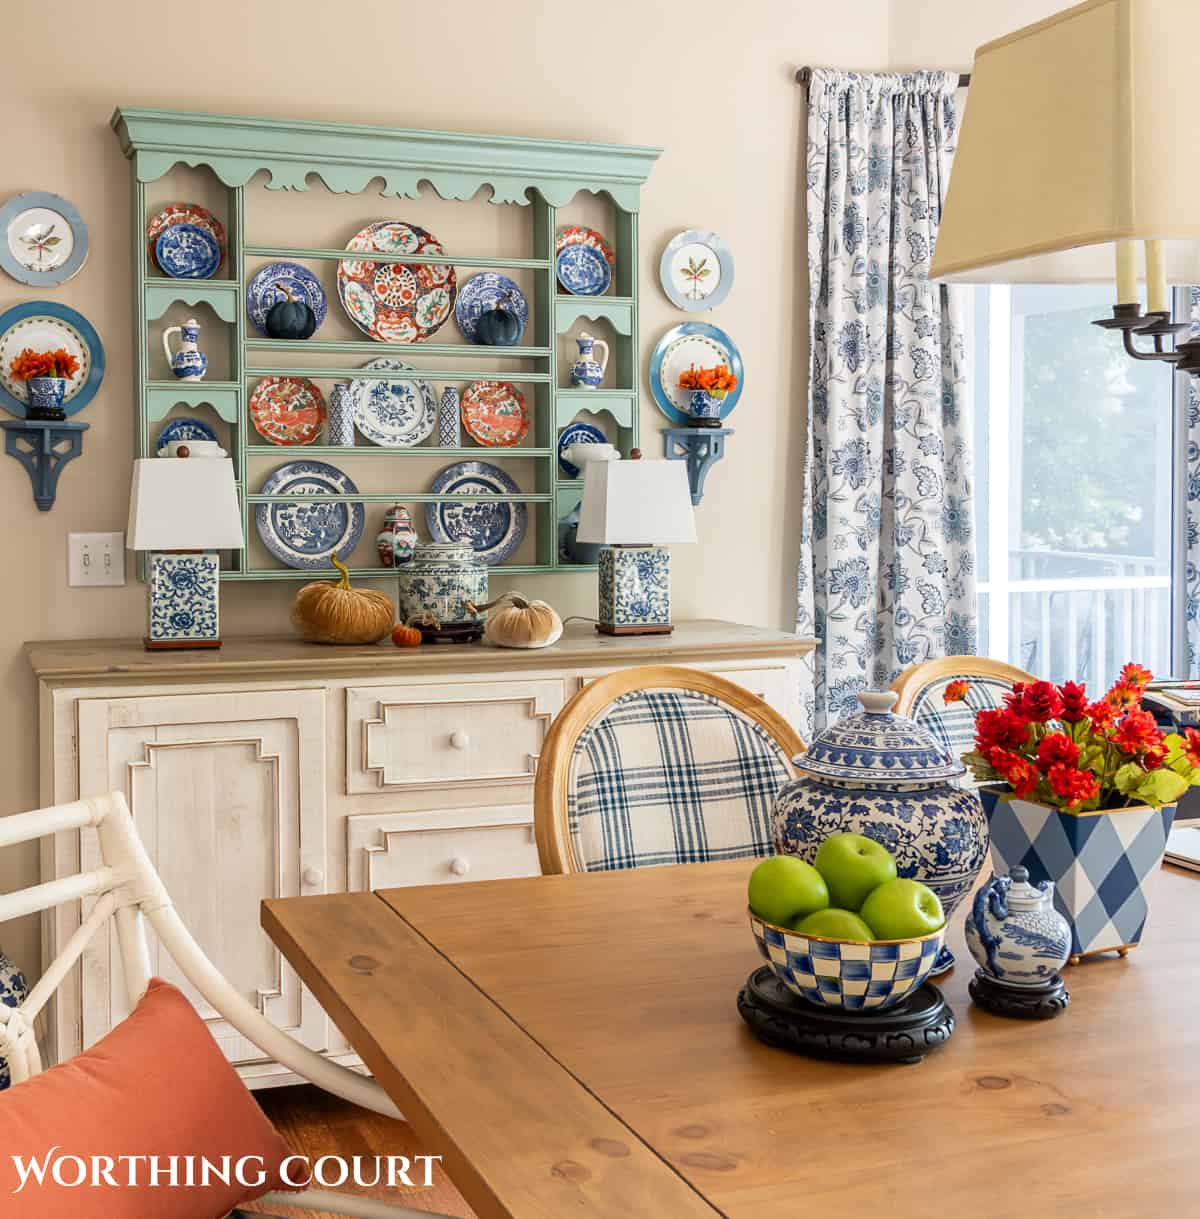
[772,690,989,972]
[964,867,1072,987]
[396,542,487,626]
[0,948,29,1090]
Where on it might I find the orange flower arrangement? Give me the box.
[8,347,80,382]
[678,363,738,398]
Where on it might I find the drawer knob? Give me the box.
[449,856,471,877]
[302,866,324,887]
[450,730,471,751]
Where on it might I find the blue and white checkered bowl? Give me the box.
[749,910,945,1012]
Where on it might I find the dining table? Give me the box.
[262,857,1200,1219]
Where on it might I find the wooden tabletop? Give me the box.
[263,860,1200,1218]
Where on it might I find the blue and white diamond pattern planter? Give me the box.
[0,948,29,1090]
[981,789,1176,962]
[598,545,671,631]
[147,551,220,645]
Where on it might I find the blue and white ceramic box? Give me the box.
[598,545,671,630]
[147,552,220,645]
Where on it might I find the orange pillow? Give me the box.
[0,977,300,1217]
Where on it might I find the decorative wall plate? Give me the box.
[659,229,734,311]
[255,460,364,569]
[146,203,227,272]
[337,220,456,343]
[249,376,327,445]
[347,358,437,447]
[454,272,529,344]
[649,321,744,425]
[0,301,105,419]
[461,380,529,448]
[556,243,611,296]
[556,225,615,268]
[557,420,607,478]
[0,192,89,287]
[155,223,221,280]
[426,461,527,566]
[156,416,219,455]
[246,261,328,336]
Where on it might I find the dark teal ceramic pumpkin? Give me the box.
[266,296,317,340]
[476,303,523,346]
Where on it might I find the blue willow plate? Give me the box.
[648,321,744,426]
[557,420,607,478]
[425,461,527,566]
[246,261,328,336]
[255,460,365,569]
[556,243,611,296]
[156,417,219,454]
[155,223,221,280]
[347,358,437,447]
[454,272,529,344]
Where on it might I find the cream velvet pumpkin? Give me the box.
[484,593,563,649]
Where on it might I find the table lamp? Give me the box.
[127,456,244,650]
[577,452,696,635]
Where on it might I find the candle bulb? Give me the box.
[1146,239,1168,315]
[1115,241,1138,306]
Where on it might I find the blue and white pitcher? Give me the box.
[965,867,1072,988]
[569,332,609,390]
[162,318,208,381]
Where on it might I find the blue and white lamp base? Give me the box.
[596,544,673,635]
[145,550,222,650]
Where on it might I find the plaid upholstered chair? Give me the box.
[890,657,1035,769]
[534,666,804,873]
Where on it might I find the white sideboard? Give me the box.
[29,620,813,1086]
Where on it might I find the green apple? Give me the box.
[792,908,876,942]
[813,832,898,910]
[859,879,945,940]
[748,856,829,926]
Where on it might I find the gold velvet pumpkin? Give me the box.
[483,593,563,649]
[290,557,395,644]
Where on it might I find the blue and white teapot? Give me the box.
[965,867,1072,988]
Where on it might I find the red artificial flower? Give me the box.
[1046,763,1100,810]
[1118,662,1153,692]
[1036,732,1080,773]
[1184,727,1200,768]
[1058,681,1089,723]
[1086,699,1118,729]
[985,747,1041,799]
[1143,742,1168,771]
[1009,680,1064,724]
[943,679,970,704]
[1111,708,1164,757]
[975,707,1030,753]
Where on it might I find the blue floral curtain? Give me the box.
[1186,289,1200,674]
[797,69,976,736]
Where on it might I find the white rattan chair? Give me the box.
[0,791,452,1219]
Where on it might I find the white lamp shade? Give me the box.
[576,459,697,546]
[930,0,1200,284]
[127,458,245,551]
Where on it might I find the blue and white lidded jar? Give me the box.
[965,868,1072,988]
[0,947,29,1090]
[772,690,989,974]
[328,383,355,446]
[395,542,488,626]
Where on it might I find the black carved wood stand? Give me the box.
[968,969,1070,1019]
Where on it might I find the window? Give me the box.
[970,284,1179,689]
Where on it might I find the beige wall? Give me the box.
[0,0,895,977]
[888,0,1072,66]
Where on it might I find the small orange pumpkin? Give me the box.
[391,622,423,648]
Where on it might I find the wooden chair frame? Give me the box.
[534,665,805,874]
[890,656,1036,716]
[0,792,452,1219]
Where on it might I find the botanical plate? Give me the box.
[156,416,219,455]
[0,192,89,287]
[555,225,615,268]
[146,203,227,271]
[659,229,734,312]
[426,461,527,566]
[0,301,105,418]
[337,220,456,343]
[246,261,327,336]
[255,460,364,569]
[462,380,529,448]
[348,358,437,447]
[556,243,611,296]
[649,321,744,425]
[155,223,221,280]
[249,376,327,446]
[454,272,529,344]
[557,420,607,478]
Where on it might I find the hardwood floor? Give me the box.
[238,1084,474,1219]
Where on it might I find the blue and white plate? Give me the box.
[246,261,327,336]
[0,300,105,419]
[649,321,744,426]
[255,460,365,569]
[0,191,89,288]
[154,223,221,280]
[347,358,437,447]
[426,461,527,566]
[454,272,529,344]
[557,420,607,478]
[659,229,735,312]
[556,243,611,296]
[156,416,219,455]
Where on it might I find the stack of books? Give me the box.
[1143,680,1200,728]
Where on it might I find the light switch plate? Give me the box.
[68,532,126,587]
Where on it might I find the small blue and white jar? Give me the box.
[0,947,29,1090]
[438,386,461,448]
[965,868,1072,988]
[328,383,355,446]
[26,376,68,420]
[687,389,723,425]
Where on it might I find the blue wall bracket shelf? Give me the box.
[663,427,733,506]
[2,419,90,511]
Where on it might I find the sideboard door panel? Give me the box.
[75,689,328,1067]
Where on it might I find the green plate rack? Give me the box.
[112,107,661,581]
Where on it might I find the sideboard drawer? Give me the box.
[346,680,566,794]
[347,805,540,891]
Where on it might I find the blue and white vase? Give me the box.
[0,948,29,1090]
[687,389,724,426]
[396,542,487,626]
[439,386,461,447]
[965,867,1072,988]
[26,376,67,420]
[568,333,609,389]
[161,318,208,381]
[772,690,989,974]
[328,383,355,446]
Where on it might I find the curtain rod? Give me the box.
[794,67,971,87]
